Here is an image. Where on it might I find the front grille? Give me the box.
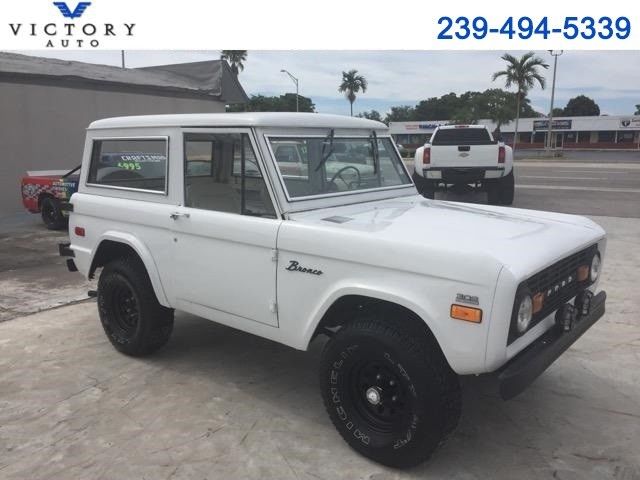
[508,244,597,344]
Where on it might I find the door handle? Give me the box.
[170,212,190,220]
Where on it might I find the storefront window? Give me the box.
[598,131,616,142]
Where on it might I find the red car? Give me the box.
[21,166,80,229]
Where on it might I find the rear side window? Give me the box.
[88,138,168,193]
[431,128,494,146]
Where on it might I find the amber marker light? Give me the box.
[532,292,545,314]
[450,304,482,323]
[577,265,590,282]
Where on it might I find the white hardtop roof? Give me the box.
[437,124,487,129]
[89,112,388,131]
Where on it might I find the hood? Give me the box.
[288,195,605,281]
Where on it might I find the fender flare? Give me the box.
[91,231,170,307]
[300,284,449,361]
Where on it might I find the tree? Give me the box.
[482,89,517,130]
[562,95,600,116]
[385,105,416,123]
[635,104,640,115]
[220,50,247,75]
[227,93,315,113]
[338,70,368,116]
[552,107,565,117]
[414,93,461,121]
[492,52,549,149]
[357,110,383,122]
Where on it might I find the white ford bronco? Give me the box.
[412,124,515,205]
[60,113,606,467]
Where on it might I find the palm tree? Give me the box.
[220,50,247,75]
[492,52,548,150]
[338,70,368,116]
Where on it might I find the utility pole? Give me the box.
[546,50,563,153]
[121,50,126,69]
[280,69,299,112]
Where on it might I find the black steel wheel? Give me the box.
[98,256,173,356]
[320,314,461,468]
[40,196,67,230]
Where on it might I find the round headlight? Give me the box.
[516,295,533,333]
[590,253,601,282]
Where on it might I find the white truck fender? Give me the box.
[413,145,428,178]
[504,144,514,176]
[300,284,452,366]
[91,231,170,307]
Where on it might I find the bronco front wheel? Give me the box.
[319,315,461,468]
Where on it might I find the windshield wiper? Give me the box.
[315,128,335,172]
[369,130,379,175]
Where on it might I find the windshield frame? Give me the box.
[264,134,413,203]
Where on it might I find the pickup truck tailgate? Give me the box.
[430,144,499,168]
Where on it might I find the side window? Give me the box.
[88,138,167,192]
[184,133,276,218]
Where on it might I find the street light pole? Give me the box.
[546,50,563,153]
[280,69,299,112]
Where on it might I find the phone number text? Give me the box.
[437,16,631,40]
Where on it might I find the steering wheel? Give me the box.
[329,166,362,190]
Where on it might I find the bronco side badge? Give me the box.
[286,260,323,276]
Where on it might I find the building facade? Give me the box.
[0,52,248,217]
[390,115,640,152]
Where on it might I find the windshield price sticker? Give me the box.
[437,16,631,40]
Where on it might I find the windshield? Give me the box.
[268,136,411,199]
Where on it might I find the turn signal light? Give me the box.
[450,304,482,323]
[532,292,545,314]
[423,147,431,165]
[74,226,85,237]
[577,265,590,282]
[498,146,506,163]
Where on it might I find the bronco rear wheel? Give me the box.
[98,256,173,356]
[319,315,461,468]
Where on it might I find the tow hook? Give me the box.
[556,304,577,332]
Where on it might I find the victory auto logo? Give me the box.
[8,1,135,48]
[53,2,92,19]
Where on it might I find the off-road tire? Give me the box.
[488,171,514,206]
[40,196,67,230]
[412,172,435,199]
[319,315,461,468]
[97,256,174,356]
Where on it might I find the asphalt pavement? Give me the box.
[432,160,640,218]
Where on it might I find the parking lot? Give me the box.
[1,158,640,479]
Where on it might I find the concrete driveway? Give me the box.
[2,158,640,479]
[1,215,639,480]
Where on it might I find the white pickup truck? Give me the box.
[413,125,514,205]
[60,113,606,468]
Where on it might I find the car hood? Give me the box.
[287,195,606,281]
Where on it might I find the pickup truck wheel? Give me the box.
[97,256,174,356]
[40,197,67,230]
[498,171,515,205]
[412,172,435,199]
[319,316,461,468]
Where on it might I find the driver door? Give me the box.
[169,129,281,327]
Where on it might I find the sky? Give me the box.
[12,50,640,117]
